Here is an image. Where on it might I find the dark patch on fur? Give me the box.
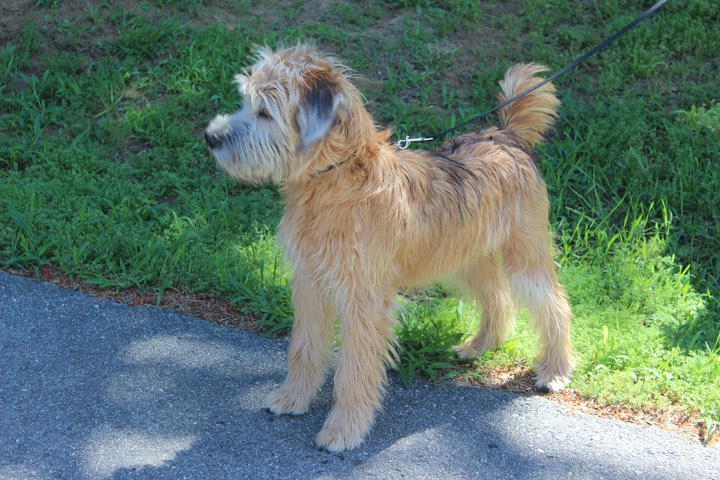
[444,131,530,157]
[431,152,479,220]
[444,134,482,155]
[429,130,541,220]
[304,78,336,125]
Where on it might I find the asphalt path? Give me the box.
[1,271,719,480]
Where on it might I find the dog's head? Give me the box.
[205,44,370,185]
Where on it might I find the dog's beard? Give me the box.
[208,114,293,186]
[213,138,290,186]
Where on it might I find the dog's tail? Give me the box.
[496,64,560,152]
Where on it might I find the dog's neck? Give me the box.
[293,126,393,186]
[310,156,354,177]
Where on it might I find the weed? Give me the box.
[394,298,473,388]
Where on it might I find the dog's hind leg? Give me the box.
[453,255,514,358]
[266,273,335,415]
[502,215,575,391]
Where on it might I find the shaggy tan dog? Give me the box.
[205,44,574,452]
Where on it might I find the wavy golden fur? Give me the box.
[205,44,575,452]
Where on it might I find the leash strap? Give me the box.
[396,0,669,149]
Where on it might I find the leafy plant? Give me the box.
[394,298,473,388]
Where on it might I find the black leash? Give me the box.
[396,0,669,149]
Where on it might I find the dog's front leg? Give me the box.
[316,290,395,452]
[266,274,335,415]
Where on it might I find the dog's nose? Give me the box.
[204,131,221,149]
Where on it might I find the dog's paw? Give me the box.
[534,374,569,392]
[315,408,372,452]
[452,343,477,359]
[266,386,311,416]
[316,429,362,453]
[534,360,573,392]
[534,355,575,392]
[316,425,364,453]
[453,336,495,359]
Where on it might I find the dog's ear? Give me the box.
[296,78,348,150]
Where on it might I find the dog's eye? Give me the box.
[257,108,271,120]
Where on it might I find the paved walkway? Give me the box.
[1,271,718,479]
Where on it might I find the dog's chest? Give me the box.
[279,206,361,266]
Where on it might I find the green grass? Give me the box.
[1,0,718,441]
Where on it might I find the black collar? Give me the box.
[311,156,354,178]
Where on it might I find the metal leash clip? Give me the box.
[396,136,434,150]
